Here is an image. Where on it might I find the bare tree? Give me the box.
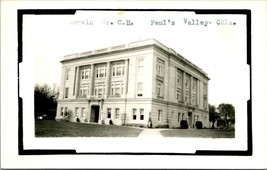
[34,83,59,119]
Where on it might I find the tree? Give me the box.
[217,103,235,128]
[209,104,220,129]
[34,84,59,119]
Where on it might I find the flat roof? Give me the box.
[62,39,209,78]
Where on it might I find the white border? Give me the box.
[1,1,267,169]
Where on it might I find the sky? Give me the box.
[23,11,249,112]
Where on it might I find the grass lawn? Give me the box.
[35,120,143,137]
[160,128,235,138]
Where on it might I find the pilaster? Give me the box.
[74,66,80,98]
[182,71,186,102]
[90,64,95,96]
[190,75,193,105]
[105,61,111,98]
[123,59,129,96]
[197,79,200,106]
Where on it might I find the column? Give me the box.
[206,83,209,110]
[87,103,91,122]
[197,79,200,106]
[123,59,129,96]
[61,67,66,100]
[74,67,80,98]
[167,56,171,101]
[98,101,102,123]
[190,75,193,105]
[199,81,203,109]
[90,64,95,97]
[105,62,111,98]
[182,71,186,103]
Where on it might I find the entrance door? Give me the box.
[90,105,100,123]
[188,112,193,128]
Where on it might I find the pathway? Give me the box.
[137,128,164,138]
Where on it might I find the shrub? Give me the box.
[164,124,169,128]
[156,124,169,128]
[147,120,153,128]
[195,121,203,129]
[216,119,226,129]
[109,119,113,125]
[180,120,188,129]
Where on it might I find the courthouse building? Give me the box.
[56,39,210,128]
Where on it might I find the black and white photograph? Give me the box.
[1,1,267,169]
[21,9,249,153]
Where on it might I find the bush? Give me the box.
[109,119,113,125]
[147,120,153,128]
[180,120,188,129]
[155,124,169,128]
[216,119,226,129]
[195,121,203,129]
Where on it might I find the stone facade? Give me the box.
[56,39,210,128]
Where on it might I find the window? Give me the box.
[156,80,164,98]
[94,83,105,98]
[138,59,144,74]
[66,69,70,80]
[96,65,107,78]
[203,83,207,109]
[112,62,125,77]
[140,109,144,120]
[115,85,120,95]
[111,81,124,96]
[176,88,182,101]
[61,107,64,116]
[203,83,207,94]
[192,94,196,105]
[137,82,143,96]
[65,87,69,98]
[132,109,137,120]
[185,91,189,103]
[81,67,90,80]
[176,69,182,84]
[178,112,180,122]
[81,108,85,117]
[203,96,207,109]
[80,85,88,97]
[158,110,162,122]
[185,77,189,87]
[115,108,120,119]
[64,107,68,116]
[156,58,165,77]
[75,107,79,117]
[107,108,111,118]
[176,69,183,102]
[157,83,160,96]
[193,79,196,90]
[98,88,103,97]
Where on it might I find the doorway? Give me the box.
[90,105,100,123]
[188,112,193,128]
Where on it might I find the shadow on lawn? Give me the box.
[35,120,143,137]
[160,128,235,138]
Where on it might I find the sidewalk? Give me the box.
[138,128,164,138]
